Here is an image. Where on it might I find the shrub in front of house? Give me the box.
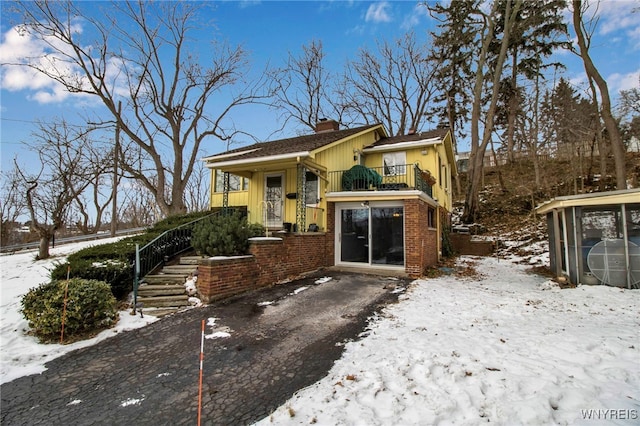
[191,212,264,256]
[48,211,216,300]
[21,278,118,343]
[50,258,133,300]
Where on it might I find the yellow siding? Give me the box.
[363,145,453,212]
[207,128,455,229]
[314,132,378,172]
[209,168,250,210]
[210,192,249,207]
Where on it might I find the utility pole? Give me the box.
[110,101,121,237]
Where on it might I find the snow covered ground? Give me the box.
[0,237,157,385]
[256,257,640,426]
[1,237,639,425]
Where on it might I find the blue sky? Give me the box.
[1,0,639,175]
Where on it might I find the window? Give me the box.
[214,170,247,192]
[305,171,319,205]
[428,207,435,228]
[382,152,406,176]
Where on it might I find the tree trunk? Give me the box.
[572,0,626,190]
[533,152,541,189]
[37,234,50,260]
[490,140,507,192]
[598,132,607,190]
[463,0,522,223]
[506,52,518,163]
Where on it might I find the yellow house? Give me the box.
[203,119,457,277]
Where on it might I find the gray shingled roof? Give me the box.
[205,124,381,163]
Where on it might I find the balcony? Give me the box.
[327,164,434,197]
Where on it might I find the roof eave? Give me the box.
[363,137,442,153]
[535,188,640,214]
[204,151,310,169]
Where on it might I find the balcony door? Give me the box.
[336,202,404,267]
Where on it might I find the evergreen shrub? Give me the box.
[49,211,215,300]
[21,278,118,342]
[51,258,132,300]
[191,212,264,256]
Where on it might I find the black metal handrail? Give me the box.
[132,210,237,312]
[327,164,433,197]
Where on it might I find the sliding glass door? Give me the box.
[340,208,369,263]
[337,203,404,267]
[371,207,404,266]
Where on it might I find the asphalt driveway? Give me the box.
[1,269,408,425]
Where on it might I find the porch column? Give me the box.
[551,209,563,278]
[222,171,230,210]
[621,204,632,289]
[296,164,306,232]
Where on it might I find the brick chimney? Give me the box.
[315,118,340,133]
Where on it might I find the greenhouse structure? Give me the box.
[536,189,640,289]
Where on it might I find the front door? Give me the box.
[264,174,284,228]
[337,203,404,267]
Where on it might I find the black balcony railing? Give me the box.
[328,164,433,197]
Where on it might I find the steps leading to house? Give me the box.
[136,255,204,318]
[179,255,205,265]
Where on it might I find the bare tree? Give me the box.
[464,0,523,223]
[119,180,161,228]
[269,40,338,133]
[11,1,267,217]
[184,160,211,213]
[571,0,627,190]
[339,32,439,136]
[17,120,96,259]
[618,78,640,118]
[0,167,26,246]
[492,0,567,164]
[73,142,118,234]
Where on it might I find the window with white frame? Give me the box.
[305,171,320,206]
[382,152,406,176]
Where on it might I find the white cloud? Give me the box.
[629,25,640,49]
[400,4,430,31]
[585,0,640,50]
[607,69,640,93]
[365,2,392,23]
[0,22,125,105]
[596,0,640,35]
[0,25,81,103]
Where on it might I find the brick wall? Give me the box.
[326,202,336,263]
[450,233,495,256]
[404,199,439,278]
[197,199,445,300]
[196,233,331,303]
[196,256,256,302]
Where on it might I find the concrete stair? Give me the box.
[136,255,204,318]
